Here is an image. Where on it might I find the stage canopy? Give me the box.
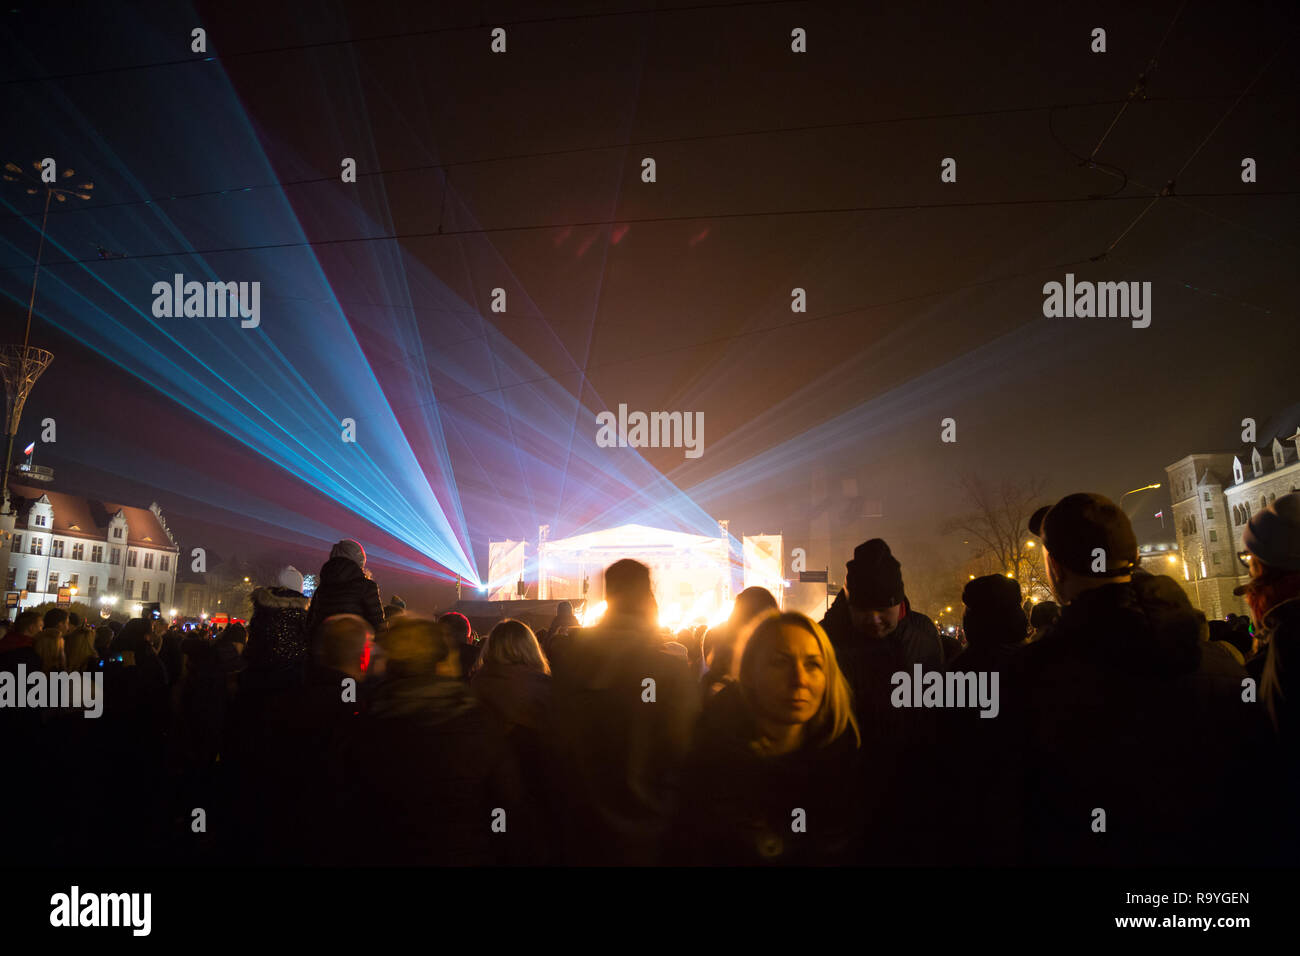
[538,523,732,629]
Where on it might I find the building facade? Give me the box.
[1165,427,1300,620]
[2,482,179,615]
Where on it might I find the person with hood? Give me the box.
[305,540,386,641]
[669,611,863,865]
[328,616,521,865]
[244,566,312,687]
[1234,491,1300,856]
[1026,600,1060,643]
[1017,492,1276,865]
[549,559,700,865]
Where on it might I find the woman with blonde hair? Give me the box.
[32,628,66,674]
[64,626,98,673]
[669,611,864,865]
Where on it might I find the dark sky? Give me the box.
[2,0,1296,612]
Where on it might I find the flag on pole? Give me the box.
[23,442,35,456]
[1154,511,1163,518]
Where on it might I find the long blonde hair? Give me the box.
[738,611,860,749]
[32,628,66,674]
[65,626,97,672]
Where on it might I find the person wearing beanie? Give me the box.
[1235,491,1300,817]
[383,594,408,620]
[947,574,1027,672]
[818,539,944,863]
[245,565,312,683]
[1016,491,1277,865]
[305,539,387,644]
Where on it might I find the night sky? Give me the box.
[2,0,1296,612]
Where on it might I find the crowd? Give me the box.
[1,492,1297,867]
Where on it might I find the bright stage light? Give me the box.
[579,600,607,627]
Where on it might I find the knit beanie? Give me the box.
[1243,492,1300,572]
[278,565,305,593]
[330,539,367,569]
[845,539,906,609]
[961,574,1028,647]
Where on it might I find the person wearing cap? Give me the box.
[1235,492,1300,813]
[820,539,944,685]
[244,565,312,687]
[1018,492,1275,865]
[304,539,387,643]
[819,539,944,863]
[948,574,1027,672]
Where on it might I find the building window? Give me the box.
[33,514,47,527]
[71,542,84,560]
[88,576,98,597]
[1203,492,1211,502]
[30,539,42,556]
[141,582,150,601]
[128,550,138,568]
[1212,553,1221,566]
[125,579,134,599]
[92,545,103,562]
[68,574,78,587]
[160,555,170,572]
[48,572,59,593]
[10,534,20,552]
[143,552,154,570]
[51,539,64,558]
[108,577,118,592]
[157,583,166,603]
[5,568,14,589]
[110,547,121,565]
[1210,530,1218,542]
[26,570,38,591]
[1206,508,1214,520]
[112,527,123,539]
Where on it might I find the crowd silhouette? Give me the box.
[1,490,1297,867]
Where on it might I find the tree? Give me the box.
[943,473,1051,600]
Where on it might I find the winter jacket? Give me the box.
[549,612,701,865]
[329,672,522,865]
[669,683,864,865]
[819,592,946,863]
[245,586,311,671]
[1015,572,1277,865]
[1260,596,1300,858]
[304,556,386,640]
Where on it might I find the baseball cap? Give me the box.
[1028,493,1138,578]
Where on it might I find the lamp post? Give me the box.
[0,161,93,515]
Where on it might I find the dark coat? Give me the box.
[548,613,700,865]
[245,586,311,671]
[329,673,522,865]
[819,592,946,863]
[225,664,363,864]
[1260,596,1300,858]
[669,683,864,865]
[305,556,386,640]
[1015,572,1277,865]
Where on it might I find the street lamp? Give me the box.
[1,161,93,514]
